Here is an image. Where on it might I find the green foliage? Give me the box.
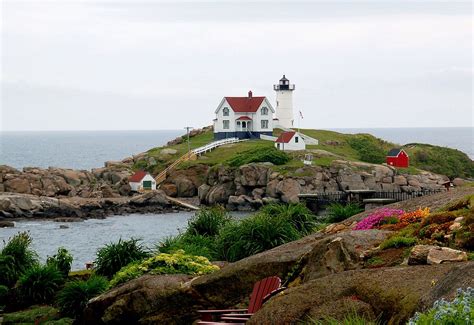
[17,264,64,305]
[347,135,386,164]
[326,203,364,223]
[259,203,317,235]
[409,287,473,324]
[187,206,232,237]
[410,146,474,179]
[46,247,73,278]
[0,231,39,287]
[216,213,301,262]
[109,250,219,287]
[2,305,61,324]
[158,233,217,260]
[227,146,290,167]
[0,284,8,308]
[379,236,417,250]
[94,238,151,278]
[56,275,108,319]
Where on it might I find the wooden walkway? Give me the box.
[166,196,200,210]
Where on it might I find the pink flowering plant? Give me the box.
[354,208,405,230]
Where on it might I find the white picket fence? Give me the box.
[192,137,245,155]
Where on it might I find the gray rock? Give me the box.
[276,178,301,203]
[198,184,211,203]
[427,247,468,265]
[161,148,178,155]
[0,221,14,227]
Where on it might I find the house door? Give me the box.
[143,181,152,190]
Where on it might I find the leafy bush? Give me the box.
[109,250,219,287]
[411,146,474,179]
[216,213,301,262]
[379,236,417,250]
[227,147,290,167]
[326,203,363,223]
[47,247,73,278]
[187,206,231,237]
[2,305,64,324]
[17,264,63,305]
[408,287,473,324]
[0,284,8,308]
[347,135,386,164]
[0,231,39,287]
[260,203,317,235]
[95,238,150,278]
[56,275,108,318]
[158,233,217,260]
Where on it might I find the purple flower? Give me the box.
[354,208,405,230]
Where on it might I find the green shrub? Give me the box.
[2,305,62,324]
[187,206,232,237]
[95,238,150,278]
[157,234,217,260]
[0,284,8,308]
[0,231,39,287]
[17,264,63,305]
[260,203,317,235]
[227,147,290,167]
[379,236,417,250]
[409,287,473,324]
[56,275,108,319]
[326,203,364,223]
[47,247,73,278]
[347,135,386,164]
[109,250,219,287]
[216,213,301,262]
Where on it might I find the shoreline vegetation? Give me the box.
[1,189,473,324]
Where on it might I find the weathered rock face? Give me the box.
[249,262,474,325]
[195,161,448,210]
[0,164,133,199]
[427,247,468,265]
[81,227,473,325]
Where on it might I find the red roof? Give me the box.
[236,116,252,121]
[225,96,265,113]
[129,170,148,182]
[276,131,296,143]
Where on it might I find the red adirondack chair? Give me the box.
[198,276,282,322]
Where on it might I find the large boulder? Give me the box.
[249,262,474,325]
[4,178,31,194]
[174,177,196,197]
[239,164,270,187]
[129,190,169,206]
[426,247,468,264]
[206,182,235,205]
[276,178,301,203]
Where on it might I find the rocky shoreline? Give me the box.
[0,190,190,222]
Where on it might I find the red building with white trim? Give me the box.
[386,148,409,168]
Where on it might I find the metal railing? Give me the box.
[299,189,444,206]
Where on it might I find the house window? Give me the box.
[223,107,229,116]
[261,107,268,115]
[237,121,241,126]
[295,136,299,143]
[223,120,230,129]
[261,120,268,129]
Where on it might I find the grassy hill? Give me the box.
[135,128,474,179]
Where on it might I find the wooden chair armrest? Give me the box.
[262,287,287,303]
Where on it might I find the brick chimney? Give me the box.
[248,90,252,98]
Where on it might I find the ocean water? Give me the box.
[0,130,182,170]
[0,128,472,171]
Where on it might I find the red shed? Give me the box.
[386,148,409,168]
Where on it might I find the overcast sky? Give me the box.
[1,0,472,131]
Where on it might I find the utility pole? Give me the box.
[184,126,193,154]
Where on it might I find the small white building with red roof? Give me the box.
[274,131,306,151]
[213,90,276,140]
[129,170,156,192]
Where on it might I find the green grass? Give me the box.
[134,127,474,179]
[379,236,417,250]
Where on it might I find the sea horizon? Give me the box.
[0,127,472,171]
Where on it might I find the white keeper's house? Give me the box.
[213,75,296,140]
[213,90,276,140]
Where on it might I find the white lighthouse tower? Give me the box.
[273,75,295,129]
